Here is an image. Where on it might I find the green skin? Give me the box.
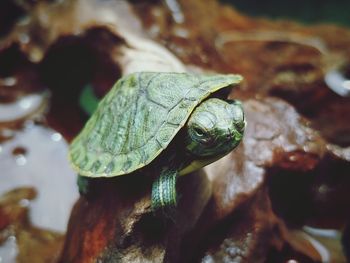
[78,96,245,211]
[150,97,245,210]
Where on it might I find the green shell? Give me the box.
[69,72,242,177]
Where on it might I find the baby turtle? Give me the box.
[69,72,245,210]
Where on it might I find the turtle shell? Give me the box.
[69,72,242,177]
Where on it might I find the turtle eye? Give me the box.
[192,127,215,145]
[193,127,206,137]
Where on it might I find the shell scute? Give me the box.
[104,161,115,174]
[157,125,178,145]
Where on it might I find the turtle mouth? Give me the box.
[230,120,246,138]
[232,102,246,134]
[236,119,246,135]
[229,120,245,148]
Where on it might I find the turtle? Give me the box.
[68,72,245,211]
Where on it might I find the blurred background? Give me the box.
[0,0,350,262]
[223,0,350,26]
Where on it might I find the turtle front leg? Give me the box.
[151,170,178,211]
[77,175,90,195]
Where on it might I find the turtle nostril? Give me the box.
[235,120,246,134]
[226,129,233,140]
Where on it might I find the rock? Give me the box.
[59,169,211,263]
[60,97,330,262]
[199,189,283,263]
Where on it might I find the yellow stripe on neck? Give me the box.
[179,154,224,176]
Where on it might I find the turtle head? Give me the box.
[185,98,245,158]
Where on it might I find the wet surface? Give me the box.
[0,187,65,263]
[0,49,79,261]
[0,116,79,262]
[0,123,78,232]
